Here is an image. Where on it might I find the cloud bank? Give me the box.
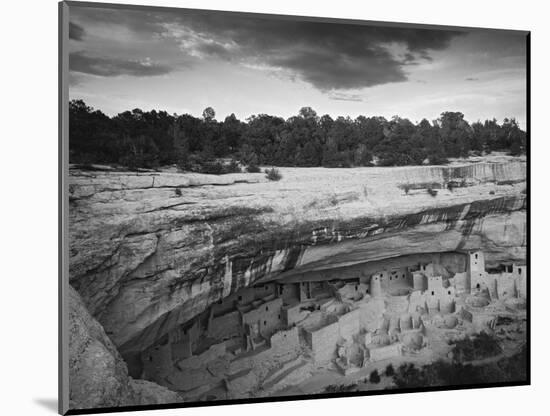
[69,22,85,41]
[69,7,464,89]
[69,52,173,77]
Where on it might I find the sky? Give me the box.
[68,5,528,128]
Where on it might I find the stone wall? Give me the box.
[166,319,200,361]
[176,342,226,370]
[208,310,241,341]
[242,297,283,338]
[387,268,411,294]
[281,283,299,304]
[271,327,300,354]
[517,265,527,298]
[368,343,403,362]
[427,275,445,296]
[358,298,386,332]
[413,272,427,291]
[399,314,413,331]
[339,309,361,341]
[336,282,362,300]
[306,306,381,364]
[211,284,278,318]
[408,290,426,314]
[309,321,340,363]
[451,272,469,294]
[283,303,308,327]
[495,273,517,299]
[253,283,278,300]
[482,264,527,300]
[211,294,238,317]
[142,342,172,381]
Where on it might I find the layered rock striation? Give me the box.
[68,156,527,358]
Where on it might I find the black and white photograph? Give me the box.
[59,1,529,414]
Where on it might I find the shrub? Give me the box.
[369,370,381,384]
[450,332,502,362]
[174,188,182,196]
[247,164,261,173]
[385,364,395,377]
[179,155,244,175]
[392,363,428,388]
[265,167,282,181]
[428,154,449,165]
[176,160,189,172]
[200,161,225,175]
[392,352,526,389]
[446,179,468,192]
[496,179,522,186]
[177,153,204,172]
[324,384,356,393]
[399,182,441,194]
[225,159,242,173]
[119,152,159,171]
[427,188,438,197]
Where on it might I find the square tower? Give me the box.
[468,250,486,293]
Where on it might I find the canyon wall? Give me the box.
[68,156,527,357]
[68,286,182,410]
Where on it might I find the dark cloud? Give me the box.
[465,77,479,81]
[69,22,85,41]
[165,14,465,90]
[69,51,173,77]
[69,7,465,89]
[270,46,406,89]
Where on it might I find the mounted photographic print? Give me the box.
[59,1,530,414]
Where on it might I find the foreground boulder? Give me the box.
[68,285,182,410]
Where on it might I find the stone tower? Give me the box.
[468,250,486,293]
[370,273,383,297]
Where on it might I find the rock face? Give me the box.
[68,156,526,358]
[130,379,184,406]
[68,286,182,410]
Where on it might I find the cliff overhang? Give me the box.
[68,156,526,357]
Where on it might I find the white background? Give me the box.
[0,0,547,415]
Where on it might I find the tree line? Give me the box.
[69,99,527,172]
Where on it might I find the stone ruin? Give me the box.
[131,250,527,400]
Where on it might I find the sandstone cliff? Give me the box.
[68,155,526,358]
[68,286,182,410]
